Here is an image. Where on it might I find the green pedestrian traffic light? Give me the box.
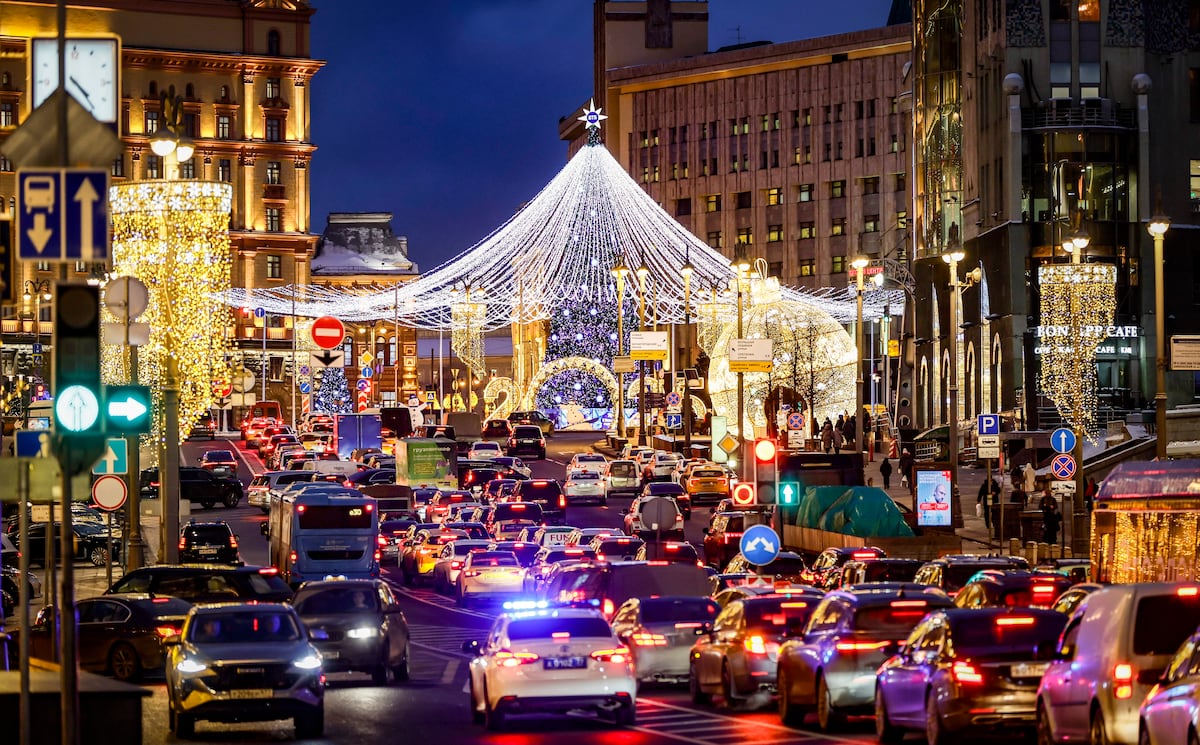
[779,481,800,506]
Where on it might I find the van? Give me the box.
[1037,583,1200,745]
[240,401,283,431]
[300,460,359,479]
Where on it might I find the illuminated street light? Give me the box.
[1148,212,1171,459]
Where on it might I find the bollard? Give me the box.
[1026,541,1038,564]
[1062,546,1072,559]
[1050,544,1062,560]
[1010,538,1022,557]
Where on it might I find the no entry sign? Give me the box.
[310,316,346,351]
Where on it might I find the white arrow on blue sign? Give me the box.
[92,437,128,475]
[17,168,109,261]
[739,524,781,566]
[1051,427,1077,454]
[299,381,312,394]
[360,367,374,379]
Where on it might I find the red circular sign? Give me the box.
[92,474,128,511]
[310,316,346,350]
[731,482,756,507]
[212,379,232,398]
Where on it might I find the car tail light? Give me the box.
[836,640,890,652]
[289,550,298,564]
[603,598,614,618]
[675,622,703,629]
[374,549,381,562]
[630,632,668,646]
[590,647,630,663]
[451,561,463,569]
[952,661,984,684]
[781,602,809,609]
[258,567,279,575]
[229,535,239,549]
[852,551,877,559]
[155,625,178,639]
[646,560,669,566]
[722,532,743,543]
[1031,585,1056,596]
[743,635,780,656]
[377,535,387,548]
[463,570,481,577]
[1178,587,1199,597]
[996,616,1036,627]
[1114,663,1135,699]
[558,495,567,509]
[494,650,540,667]
[178,536,186,550]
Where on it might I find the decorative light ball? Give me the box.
[589,308,598,316]
[609,332,617,341]
[551,333,559,341]
[595,394,603,403]
[574,333,583,342]
[554,395,562,403]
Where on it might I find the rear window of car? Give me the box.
[863,562,922,583]
[743,597,818,629]
[570,473,601,481]
[494,503,543,522]
[513,426,543,438]
[483,422,511,435]
[274,472,313,486]
[519,482,562,501]
[949,613,1067,658]
[470,552,519,566]
[204,451,235,461]
[492,544,541,566]
[1133,594,1200,656]
[760,556,807,576]
[693,470,724,479]
[647,484,685,495]
[610,463,637,477]
[943,563,1021,593]
[293,586,380,614]
[381,520,414,535]
[608,564,711,601]
[508,617,612,640]
[186,526,232,542]
[595,538,644,556]
[641,598,720,623]
[141,597,193,616]
[544,548,597,563]
[853,600,949,632]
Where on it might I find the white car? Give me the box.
[567,453,609,475]
[465,608,637,729]
[646,452,683,481]
[491,456,532,478]
[565,527,617,547]
[563,471,607,506]
[531,526,576,548]
[456,550,527,607]
[467,441,503,461]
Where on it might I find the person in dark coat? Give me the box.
[977,477,1000,532]
[879,457,893,489]
[820,419,834,453]
[843,415,857,452]
[1042,499,1061,545]
[898,449,913,489]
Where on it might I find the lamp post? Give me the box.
[1149,213,1171,458]
[681,255,694,453]
[636,260,649,446]
[851,257,869,460]
[733,244,751,475]
[942,250,981,522]
[611,259,629,439]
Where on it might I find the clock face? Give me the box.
[31,37,119,123]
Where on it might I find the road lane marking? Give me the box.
[635,697,871,745]
[387,581,498,621]
[440,659,460,684]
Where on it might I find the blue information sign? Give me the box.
[17,168,109,261]
[978,414,1000,435]
[738,524,781,566]
[664,413,682,429]
[1051,428,1076,454]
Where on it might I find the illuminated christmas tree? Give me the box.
[313,367,352,413]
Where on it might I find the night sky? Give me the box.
[309,1,897,271]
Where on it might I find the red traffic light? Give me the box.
[754,438,777,462]
[731,482,756,507]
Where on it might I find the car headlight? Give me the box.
[293,654,322,670]
[176,657,208,674]
[346,627,380,639]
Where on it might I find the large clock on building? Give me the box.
[30,37,120,123]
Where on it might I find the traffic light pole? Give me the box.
[58,465,79,745]
[125,339,144,569]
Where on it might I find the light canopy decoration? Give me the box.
[107,180,234,446]
[1037,262,1117,435]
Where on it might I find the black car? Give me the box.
[19,522,121,567]
[107,565,293,604]
[178,521,242,565]
[187,412,216,441]
[139,466,243,509]
[292,579,411,683]
[510,479,566,524]
[507,410,555,436]
[506,424,547,459]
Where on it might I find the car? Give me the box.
[633,541,701,565]
[241,416,275,445]
[1037,583,1200,745]
[589,535,645,561]
[952,570,1075,610]
[703,511,772,569]
[299,432,335,454]
[427,490,478,523]
[455,550,526,606]
[165,602,325,738]
[643,451,684,483]
[22,593,191,681]
[139,466,243,509]
[187,412,216,440]
[1035,557,1092,583]
[622,495,684,541]
[487,541,542,568]
[481,418,515,442]
[399,528,470,585]
[291,579,411,684]
[507,410,556,436]
[525,547,597,593]
[912,554,1031,598]
[876,607,1067,743]
[466,441,503,461]
[107,565,294,604]
[260,433,299,460]
[565,527,616,547]
[431,539,493,593]
[345,468,398,489]
[638,481,690,519]
[18,521,121,567]
[197,449,237,477]
[178,520,242,565]
[490,456,531,478]
[775,586,956,730]
[1049,582,1104,616]
[0,563,42,609]
[687,595,819,706]
[463,608,635,729]
[506,425,547,458]
[246,471,313,513]
[723,551,808,584]
[799,546,887,589]
[529,525,576,547]
[1139,625,1200,745]
[443,521,490,540]
[542,560,712,620]
[604,459,641,496]
[611,595,721,685]
[460,466,501,494]
[271,444,307,471]
[379,518,417,565]
[712,583,823,609]
[683,466,730,505]
[567,452,609,474]
[510,479,567,525]
[832,558,925,590]
[563,471,607,506]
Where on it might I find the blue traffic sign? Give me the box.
[253,307,266,318]
[17,168,109,261]
[15,429,51,458]
[1051,427,1076,454]
[978,414,1000,436]
[787,411,805,430]
[1051,453,1077,480]
[92,437,128,475]
[739,524,781,566]
[31,343,42,354]
[360,366,374,379]
[664,413,682,429]
[299,381,312,394]
[356,378,370,391]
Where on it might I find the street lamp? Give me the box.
[611,259,630,439]
[851,256,870,459]
[733,243,751,474]
[942,250,981,520]
[636,260,649,446]
[1148,212,1171,458]
[680,253,694,453]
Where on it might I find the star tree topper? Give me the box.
[578,99,608,145]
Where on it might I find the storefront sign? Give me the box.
[1033,325,1141,356]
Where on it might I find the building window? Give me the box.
[183,112,199,138]
[831,255,847,274]
[890,134,900,153]
[179,160,195,179]
[146,155,161,179]
[767,225,784,242]
[265,77,281,100]
[35,261,50,272]
[705,194,721,213]
[706,231,722,248]
[830,180,846,198]
[864,215,880,233]
[890,96,899,114]
[652,164,660,182]
[799,221,815,239]
[836,103,844,121]
[218,158,232,182]
[640,131,649,147]
[823,106,831,123]
[74,261,86,274]
[267,29,281,56]
[111,157,124,178]
[857,139,865,158]
[855,100,864,119]
[736,227,753,245]
[897,210,908,228]
[651,129,659,146]
[681,162,689,178]
[868,137,876,156]
[735,191,752,209]
[641,166,650,183]
[836,141,844,160]
[831,217,846,236]
[217,114,231,139]
[739,117,749,134]
[766,187,783,206]
[863,176,880,195]
[266,254,282,279]
[768,261,783,277]
[680,125,688,142]
[144,110,159,134]
[675,198,691,217]
[896,173,907,192]
[0,102,14,127]
[798,184,813,202]
[265,206,282,232]
[265,117,283,142]
[799,259,815,277]
[761,114,771,132]
[699,122,708,140]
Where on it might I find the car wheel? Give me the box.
[108,642,141,682]
[720,662,739,707]
[926,689,955,745]
[875,686,903,744]
[89,546,108,566]
[778,668,804,727]
[815,673,843,731]
[689,663,711,705]
[294,707,324,738]
[372,642,391,685]
[200,500,215,510]
[175,711,195,739]
[393,643,411,682]
[223,490,240,508]
[614,703,636,726]
[1090,708,1111,745]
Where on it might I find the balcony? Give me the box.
[234,324,294,342]
[1022,97,1136,130]
[262,183,286,200]
[1,319,52,336]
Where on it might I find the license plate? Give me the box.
[229,689,272,699]
[1012,662,1049,678]
[199,548,218,554]
[543,656,586,670]
[322,650,339,659]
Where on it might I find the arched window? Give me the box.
[267,29,281,56]
[991,334,1004,414]
[919,357,930,429]
[219,84,229,100]
[941,348,952,425]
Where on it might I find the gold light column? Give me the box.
[1148,214,1171,458]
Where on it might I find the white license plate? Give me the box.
[1012,662,1049,678]
[229,689,272,699]
[322,650,339,659]
[199,548,218,554]
[543,656,586,670]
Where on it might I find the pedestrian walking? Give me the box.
[879,457,893,489]
[898,449,913,490]
[1042,499,1062,545]
[821,419,833,454]
[832,426,844,454]
[977,477,1000,532]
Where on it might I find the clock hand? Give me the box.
[68,75,95,109]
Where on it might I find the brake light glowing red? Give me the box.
[590,647,630,663]
[289,550,297,563]
[1113,663,1135,699]
[996,616,1036,626]
[852,551,877,559]
[297,505,306,513]
[630,632,668,646]
[952,661,984,684]
[1178,587,1199,597]
[258,567,279,575]
[551,632,571,640]
[1031,585,1056,595]
[495,650,540,667]
[603,598,614,617]
[155,625,178,639]
[835,640,890,652]
[891,600,928,608]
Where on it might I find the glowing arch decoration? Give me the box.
[521,357,618,411]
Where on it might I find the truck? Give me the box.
[444,412,482,454]
[334,412,383,460]
[394,437,457,494]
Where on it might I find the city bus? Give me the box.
[266,486,381,586]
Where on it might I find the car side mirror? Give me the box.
[461,639,482,655]
[33,605,53,629]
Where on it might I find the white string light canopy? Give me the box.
[224,102,900,327]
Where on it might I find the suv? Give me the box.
[623,495,684,541]
[187,412,216,440]
[108,565,293,604]
[702,511,771,569]
[912,554,1031,598]
[292,579,411,684]
[542,560,712,619]
[506,425,546,459]
[799,547,887,589]
[952,569,1074,610]
[140,466,244,509]
[507,410,555,436]
[178,520,242,565]
[481,419,514,442]
[197,449,237,477]
[639,481,691,519]
[510,479,566,524]
[166,602,324,738]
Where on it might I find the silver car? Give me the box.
[611,595,719,684]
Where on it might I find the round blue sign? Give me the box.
[360,366,374,379]
[299,382,312,394]
[356,379,370,391]
[253,307,266,318]
[738,524,781,566]
[1051,427,1077,454]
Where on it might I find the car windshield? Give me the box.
[641,597,720,623]
[693,470,724,479]
[743,597,818,629]
[293,586,380,614]
[189,610,302,642]
[507,617,612,640]
[949,614,1067,658]
[493,504,542,522]
[610,463,637,477]
[1133,594,1200,656]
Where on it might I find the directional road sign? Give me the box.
[1051,454,1077,480]
[360,366,374,379]
[299,381,312,394]
[311,316,346,350]
[1051,427,1077,454]
[15,429,51,458]
[92,437,128,475]
[664,413,682,429]
[310,350,345,369]
[787,411,805,431]
[104,384,152,434]
[356,378,370,392]
[253,307,265,318]
[91,474,128,511]
[978,413,1000,436]
[55,384,100,432]
[739,524,781,566]
[17,168,109,261]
